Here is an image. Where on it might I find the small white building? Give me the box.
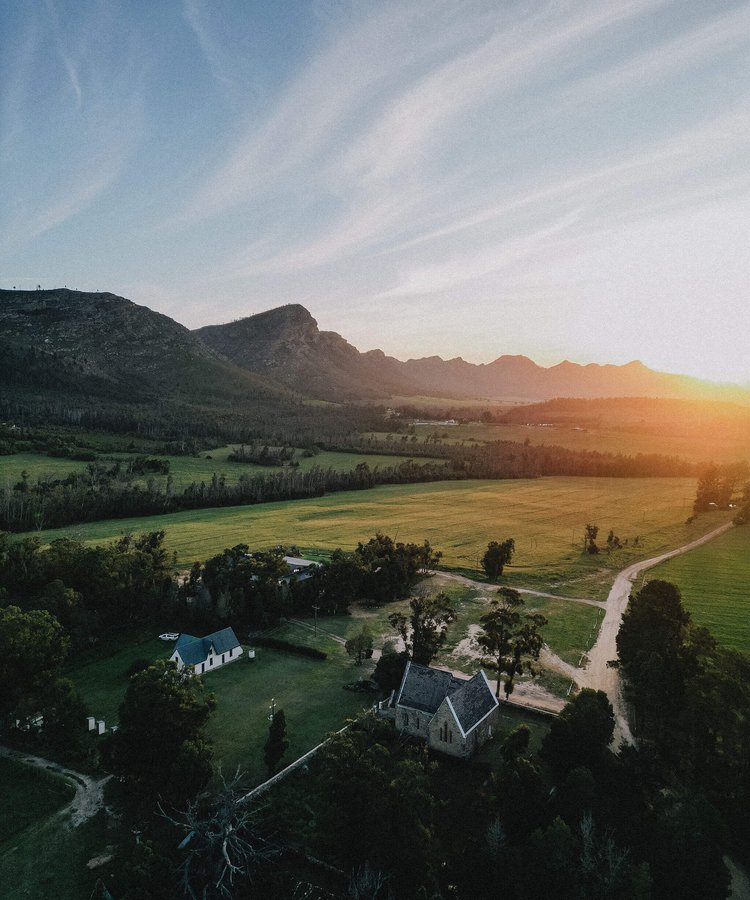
[170,627,242,675]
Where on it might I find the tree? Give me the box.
[264,709,288,775]
[387,590,456,665]
[372,644,409,693]
[0,605,69,728]
[481,539,515,581]
[103,659,216,814]
[616,580,692,739]
[164,768,278,899]
[346,624,374,666]
[502,612,547,700]
[477,588,546,699]
[541,689,615,775]
[583,524,599,554]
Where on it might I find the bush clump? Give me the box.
[253,637,327,660]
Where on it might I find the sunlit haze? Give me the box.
[2,1,749,384]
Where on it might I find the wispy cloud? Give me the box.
[4,1,749,381]
[0,1,145,251]
[181,0,235,88]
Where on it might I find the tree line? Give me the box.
[2,438,704,533]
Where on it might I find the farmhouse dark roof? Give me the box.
[175,627,240,666]
[396,662,466,715]
[448,672,498,734]
[396,663,497,733]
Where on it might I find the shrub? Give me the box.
[126,658,153,678]
[253,637,327,660]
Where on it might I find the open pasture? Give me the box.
[393,421,749,463]
[31,477,725,601]
[647,525,750,655]
[0,446,444,492]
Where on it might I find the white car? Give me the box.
[159,632,180,641]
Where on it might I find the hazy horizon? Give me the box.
[2,1,749,384]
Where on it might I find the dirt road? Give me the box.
[0,744,110,828]
[577,522,734,746]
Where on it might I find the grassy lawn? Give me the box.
[0,446,444,491]
[204,642,374,784]
[647,525,750,654]
[475,705,552,763]
[0,757,75,844]
[30,477,727,601]
[297,579,600,684]
[68,630,375,787]
[68,635,171,724]
[0,809,121,900]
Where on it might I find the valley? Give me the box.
[1,287,748,900]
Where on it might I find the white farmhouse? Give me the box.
[170,627,242,675]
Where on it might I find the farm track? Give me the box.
[0,744,110,829]
[289,523,734,727]
[434,571,606,608]
[578,521,735,746]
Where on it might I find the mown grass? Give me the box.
[204,642,374,783]
[0,757,75,844]
[68,635,171,725]
[647,525,750,654]
[68,631,374,787]
[0,446,444,491]
[30,477,726,601]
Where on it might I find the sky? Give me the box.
[1,0,749,385]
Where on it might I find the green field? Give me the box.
[69,632,374,785]
[0,446,444,491]
[31,477,727,600]
[648,525,750,654]
[0,757,75,844]
[382,421,749,463]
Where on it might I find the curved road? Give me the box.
[0,744,110,828]
[578,522,734,747]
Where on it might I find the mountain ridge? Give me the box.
[195,303,749,404]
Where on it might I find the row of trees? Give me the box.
[2,434,707,534]
[693,462,749,512]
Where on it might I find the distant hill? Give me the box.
[497,396,750,440]
[195,304,750,404]
[0,289,302,433]
[194,304,420,401]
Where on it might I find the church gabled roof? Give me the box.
[446,671,498,736]
[396,662,498,734]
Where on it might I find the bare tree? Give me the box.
[162,768,279,899]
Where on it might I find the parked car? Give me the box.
[159,632,180,641]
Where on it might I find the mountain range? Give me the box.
[2,290,747,420]
[195,303,747,404]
